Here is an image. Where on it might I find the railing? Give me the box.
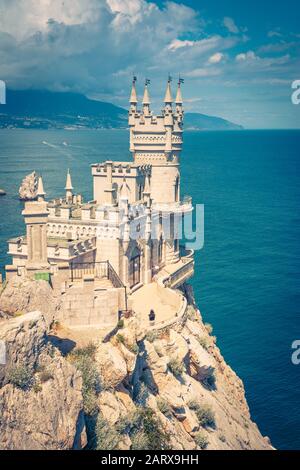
[163,257,194,289]
[70,261,124,288]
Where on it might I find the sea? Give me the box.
[0,128,300,450]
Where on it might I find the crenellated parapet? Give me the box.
[128,77,184,166]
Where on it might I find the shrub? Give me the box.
[186,305,197,321]
[117,319,124,329]
[197,336,209,350]
[201,371,216,389]
[194,431,209,449]
[7,366,33,389]
[39,369,54,383]
[69,342,97,360]
[157,398,172,417]
[145,330,159,343]
[95,414,120,450]
[68,345,100,416]
[128,342,139,354]
[168,357,184,377]
[116,333,125,345]
[188,401,215,428]
[131,407,171,450]
[205,323,213,335]
[131,431,149,450]
[219,433,226,443]
[33,382,42,393]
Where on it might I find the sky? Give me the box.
[0,0,299,128]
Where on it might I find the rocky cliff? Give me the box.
[0,278,272,450]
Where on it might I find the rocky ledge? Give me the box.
[0,278,273,450]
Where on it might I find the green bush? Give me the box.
[116,333,126,345]
[168,357,184,377]
[188,401,215,428]
[194,431,209,449]
[131,431,149,450]
[39,369,54,383]
[7,366,33,389]
[145,330,159,343]
[68,345,100,416]
[205,323,213,335]
[157,398,172,417]
[95,414,120,450]
[117,319,124,329]
[197,336,209,350]
[131,407,171,450]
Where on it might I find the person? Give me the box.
[149,309,155,323]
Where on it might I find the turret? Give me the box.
[129,76,138,114]
[175,77,184,118]
[36,175,46,202]
[142,79,151,116]
[65,169,73,202]
[164,77,174,152]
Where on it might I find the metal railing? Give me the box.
[70,260,124,288]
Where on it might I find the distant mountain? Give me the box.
[0,90,128,129]
[184,112,243,131]
[0,89,243,130]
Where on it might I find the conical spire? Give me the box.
[175,78,183,104]
[142,79,151,106]
[65,169,73,191]
[120,177,130,200]
[36,175,46,201]
[164,76,173,103]
[129,76,138,104]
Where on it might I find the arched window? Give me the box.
[128,247,141,288]
[158,236,163,264]
[174,176,180,202]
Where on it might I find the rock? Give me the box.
[0,311,86,450]
[18,171,38,201]
[98,391,121,425]
[188,336,216,381]
[0,189,6,196]
[95,342,127,388]
[0,276,58,326]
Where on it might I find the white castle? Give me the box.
[5,78,195,329]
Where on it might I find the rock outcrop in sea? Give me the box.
[0,278,273,450]
[18,171,38,201]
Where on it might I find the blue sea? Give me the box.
[0,128,300,449]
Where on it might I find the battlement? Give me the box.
[128,77,184,165]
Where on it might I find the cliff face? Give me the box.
[0,278,272,450]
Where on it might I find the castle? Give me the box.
[5,78,195,329]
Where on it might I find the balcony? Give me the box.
[157,247,195,289]
[153,195,192,214]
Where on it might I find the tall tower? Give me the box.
[65,169,73,202]
[128,77,183,204]
[22,176,49,269]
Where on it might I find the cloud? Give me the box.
[236,51,257,62]
[268,30,283,38]
[208,52,224,64]
[223,16,239,34]
[168,39,195,51]
[186,67,222,78]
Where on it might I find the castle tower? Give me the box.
[128,77,183,204]
[22,179,49,269]
[36,175,46,202]
[142,79,151,116]
[65,169,73,202]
